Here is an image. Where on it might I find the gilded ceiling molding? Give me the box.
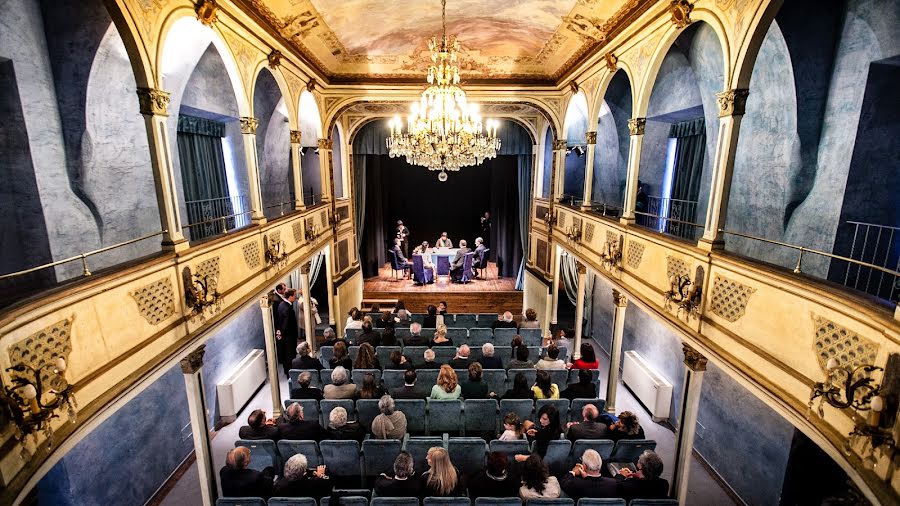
[136,88,170,116]
[240,117,259,135]
[195,0,219,27]
[716,89,750,117]
[628,118,646,136]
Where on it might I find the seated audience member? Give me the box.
[616,450,669,501]
[385,350,414,370]
[290,371,323,400]
[525,404,562,457]
[345,307,359,328]
[375,451,424,498]
[358,372,386,400]
[321,327,341,347]
[535,344,566,370]
[500,372,536,400]
[376,310,396,329]
[278,402,325,441]
[532,370,560,400]
[329,341,353,371]
[273,453,332,498]
[607,410,645,441]
[448,344,472,369]
[560,369,599,400]
[405,322,427,346]
[430,365,462,399]
[326,406,366,442]
[421,348,442,369]
[499,412,525,440]
[354,342,381,370]
[220,446,274,499]
[422,447,466,497]
[437,301,448,315]
[391,369,425,399]
[468,451,521,499]
[478,343,504,369]
[372,395,408,439]
[519,454,561,500]
[291,341,323,371]
[449,239,472,282]
[430,324,454,347]
[394,301,412,324]
[560,449,618,501]
[570,342,599,370]
[566,404,608,442]
[520,308,541,329]
[357,321,380,348]
[507,344,535,370]
[323,366,357,399]
[380,326,399,346]
[345,308,364,329]
[423,305,438,329]
[492,311,518,330]
[239,409,280,441]
[371,303,381,313]
[436,232,453,248]
[461,362,490,399]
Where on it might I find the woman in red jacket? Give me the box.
[569,342,599,370]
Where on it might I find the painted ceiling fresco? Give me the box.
[240,0,644,82]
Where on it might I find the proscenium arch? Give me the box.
[298,90,323,147]
[346,114,537,149]
[249,63,297,129]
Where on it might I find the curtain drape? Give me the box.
[515,155,532,289]
[176,115,230,238]
[668,117,706,207]
[310,251,324,287]
[353,154,367,259]
[560,251,595,338]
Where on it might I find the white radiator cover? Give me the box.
[217,349,267,422]
[622,350,673,422]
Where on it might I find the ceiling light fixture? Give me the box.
[386,0,500,181]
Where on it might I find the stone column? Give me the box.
[317,138,333,204]
[239,117,266,225]
[671,343,709,503]
[620,118,646,225]
[581,132,597,211]
[290,130,305,210]
[260,296,283,418]
[325,246,337,326]
[550,247,562,325]
[572,261,587,359]
[552,139,567,202]
[300,262,315,350]
[606,289,628,413]
[137,88,188,251]
[699,89,750,251]
[180,345,217,506]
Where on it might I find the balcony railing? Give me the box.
[587,201,623,219]
[559,194,583,208]
[184,194,249,241]
[636,196,701,241]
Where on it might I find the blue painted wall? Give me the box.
[254,69,292,220]
[541,128,553,199]
[592,70,632,208]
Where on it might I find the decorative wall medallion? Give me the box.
[268,49,283,68]
[8,318,73,391]
[195,0,219,26]
[240,117,259,135]
[195,256,221,292]
[627,118,646,136]
[242,241,262,269]
[669,0,694,29]
[626,241,644,269]
[709,275,756,322]
[293,221,304,242]
[584,223,595,243]
[130,278,176,325]
[812,314,879,376]
[604,52,618,72]
[666,255,690,280]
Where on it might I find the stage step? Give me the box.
[361,291,522,314]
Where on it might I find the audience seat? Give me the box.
[395,399,427,435]
[628,501,677,506]
[446,328,468,342]
[527,499,574,506]
[320,440,362,486]
[535,399,569,427]
[371,498,419,506]
[289,369,322,389]
[362,439,403,479]
[464,399,499,435]
[454,314,478,328]
[572,439,615,464]
[483,369,508,395]
[346,329,364,342]
[216,498,266,506]
[424,498,471,506]
[376,346,402,366]
[235,439,278,472]
[277,440,321,468]
[381,369,406,390]
[356,399,381,428]
[508,369,537,387]
[427,399,463,435]
[499,399,534,422]
[607,439,657,472]
[411,313,426,325]
[468,328,494,346]
[493,328,517,345]
[447,437,487,475]
[546,369,569,387]
[321,399,356,426]
[319,347,334,366]
[403,436,444,473]
[321,369,335,387]
[475,498,522,506]
[319,497,368,506]
[417,369,440,388]
[352,369,383,386]
[403,346,428,366]
[433,346,457,364]
[396,328,412,341]
[349,346,360,362]
[489,439,530,461]
[269,498,318,506]
[576,500,626,506]
[567,369,600,384]
[519,329,543,347]
[568,399,606,422]
[421,328,437,339]
[543,439,572,477]
[477,313,500,324]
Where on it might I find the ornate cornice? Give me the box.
[290,130,302,144]
[240,117,259,135]
[136,88,170,117]
[613,289,628,307]
[553,139,568,150]
[716,89,750,118]
[180,345,206,374]
[628,118,646,136]
[586,131,597,144]
[682,342,708,371]
[195,0,219,27]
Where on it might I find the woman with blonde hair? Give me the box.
[430,365,461,399]
[429,324,453,347]
[422,447,465,496]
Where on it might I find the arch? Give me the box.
[253,67,294,218]
[592,69,634,209]
[298,89,323,147]
[331,122,347,199]
[103,0,154,88]
[732,0,785,89]
[249,62,297,129]
[562,90,590,145]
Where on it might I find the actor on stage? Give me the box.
[435,232,453,248]
[480,211,491,247]
[396,220,410,257]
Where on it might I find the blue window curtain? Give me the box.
[667,117,706,207]
[176,115,231,238]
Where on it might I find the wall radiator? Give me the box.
[217,349,267,423]
[622,350,673,422]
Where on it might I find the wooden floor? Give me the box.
[363,263,522,313]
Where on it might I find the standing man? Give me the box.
[276,289,300,377]
[480,212,492,249]
[396,220,410,258]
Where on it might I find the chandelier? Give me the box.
[386,0,500,181]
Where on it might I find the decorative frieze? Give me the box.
[716,89,750,117]
[130,278,176,325]
[240,117,259,135]
[626,241,644,269]
[812,314,879,376]
[136,88,170,116]
[8,318,73,391]
[242,241,262,269]
[709,275,756,322]
[627,118,646,136]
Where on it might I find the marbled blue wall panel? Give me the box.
[563,150,587,198]
[592,70,632,208]
[333,125,345,199]
[254,69,292,219]
[542,129,553,199]
[302,149,323,202]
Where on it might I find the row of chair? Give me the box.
[363,313,533,330]
[345,328,543,347]
[280,398,607,434]
[218,496,676,506]
[236,437,657,482]
[317,344,560,370]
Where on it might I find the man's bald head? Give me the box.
[458,344,470,358]
[227,447,251,469]
[583,403,599,422]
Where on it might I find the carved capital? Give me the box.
[290,130,302,144]
[576,262,587,275]
[299,262,312,275]
[682,342,708,371]
[627,118,646,136]
[670,0,693,29]
[605,52,618,72]
[317,138,332,150]
[569,81,579,94]
[260,295,275,309]
[180,345,206,374]
[553,139,567,150]
[136,88,170,116]
[307,79,317,92]
[240,117,259,135]
[195,0,219,26]
[268,49,283,69]
[613,289,628,307]
[716,89,750,117]
[585,131,597,144]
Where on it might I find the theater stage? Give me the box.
[362,263,522,314]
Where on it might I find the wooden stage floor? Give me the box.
[363,263,522,313]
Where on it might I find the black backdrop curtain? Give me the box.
[668,117,706,207]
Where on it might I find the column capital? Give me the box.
[318,137,333,150]
[613,289,628,307]
[137,88,170,116]
[716,89,750,117]
[290,130,302,144]
[682,342,708,371]
[576,262,587,275]
[240,117,259,135]
[628,118,646,136]
[553,139,567,150]
[259,294,276,309]
[180,344,206,374]
[299,261,312,275]
[585,132,597,144]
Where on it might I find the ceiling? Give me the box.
[240,0,645,83]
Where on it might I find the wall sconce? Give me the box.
[1,358,76,457]
[328,210,341,232]
[305,222,323,243]
[601,236,623,271]
[183,267,222,322]
[664,270,702,319]
[543,211,557,227]
[565,224,581,243]
[264,235,289,270]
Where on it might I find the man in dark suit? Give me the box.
[238,409,281,441]
[565,404,609,442]
[374,452,424,498]
[404,322,427,346]
[448,344,472,369]
[560,449,619,501]
[491,311,518,330]
[276,289,299,377]
[480,211,492,248]
[291,341,322,370]
[472,236,488,274]
[420,348,442,369]
[220,446,274,499]
[450,239,472,282]
[616,450,669,502]
[289,371,323,400]
[396,220,410,257]
[273,453,333,498]
[391,369,426,399]
[391,238,413,274]
[560,369,599,400]
[278,402,325,441]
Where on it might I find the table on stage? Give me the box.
[420,247,458,276]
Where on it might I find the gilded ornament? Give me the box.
[180,345,206,374]
[604,52,618,72]
[553,139,568,150]
[240,117,259,135]
[716,89,750,118]
[136,88,170,116]
[317,138,332,150]
[290,130,302,144]
[569,81,579,94]
[300,261,312,275]
[670,0,694,29]
[627,118,646,136]
[682,343,708,371]
[268,49,283,68]
[585,132,597,144]
[613,289,628,307]
[195,0,219,27]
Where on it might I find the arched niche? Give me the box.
[592,69,634,211]
[332,124,346,199]
[561,92,589,201]
[298,90,323,205]
[252,68,293,219]
[540,127,554,200]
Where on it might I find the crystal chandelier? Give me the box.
[386,0,501,181]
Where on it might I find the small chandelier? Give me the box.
[386,0,501,181]
[2,358,76,458]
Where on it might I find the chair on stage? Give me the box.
[476,248,490,279]
[453,252,475,283]
[412,254,434,285]
[388,250,410,280]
